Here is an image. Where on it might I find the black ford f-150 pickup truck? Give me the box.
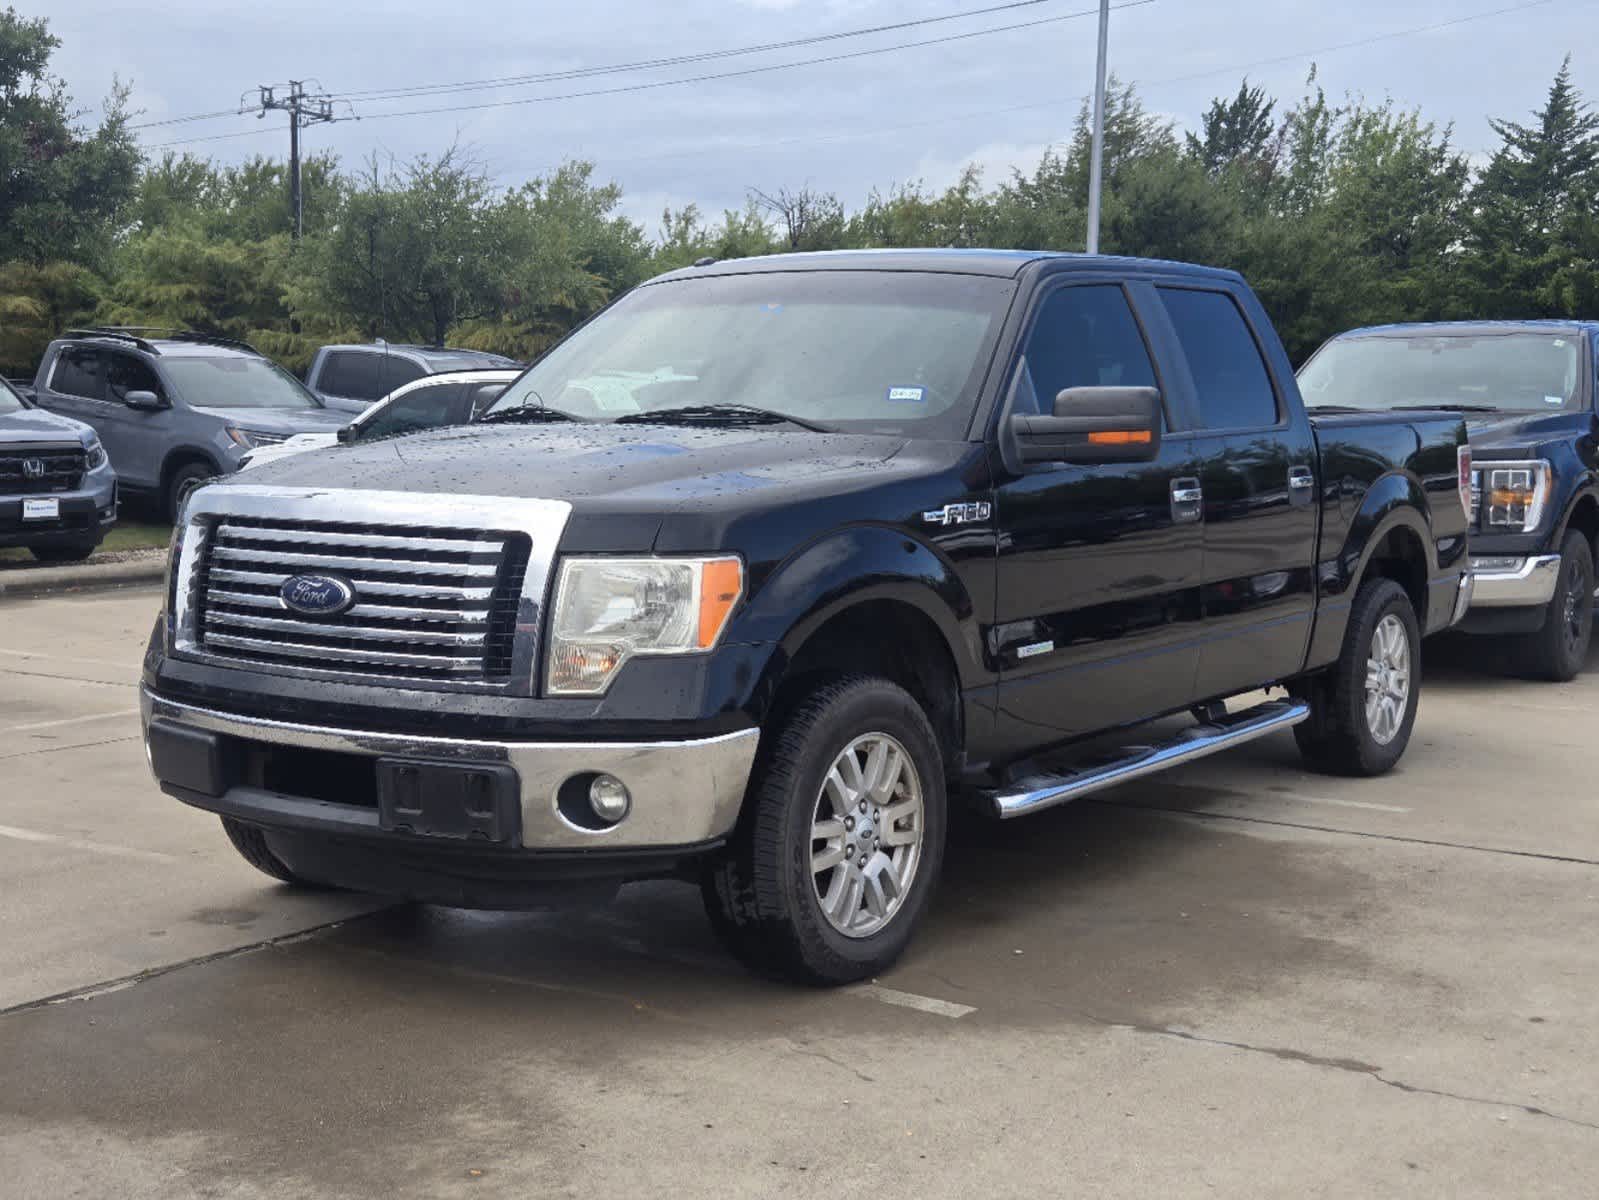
[140,250,1471,984]
[1301,320,1599,680]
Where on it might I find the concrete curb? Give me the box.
[0,550,167,600]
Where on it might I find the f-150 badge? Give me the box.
[922,501,991,526]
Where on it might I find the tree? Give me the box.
[749,185,847,251]
[1186,80,1276,178]
[0,7,138,268]
[311,148,496,346]
[1465,57,1599,315]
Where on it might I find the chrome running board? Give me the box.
[981,698,1310,820]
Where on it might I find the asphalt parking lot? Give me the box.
[2,585,1596,1198]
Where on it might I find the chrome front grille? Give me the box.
[172,486,571,694]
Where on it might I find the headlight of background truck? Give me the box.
[1477,460,1551,532]
[84,434,107,470]
[547,556,744,695]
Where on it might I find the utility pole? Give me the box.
[1085,0,1110,255]
[251,81,335,240]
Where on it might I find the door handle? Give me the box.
[1170,477,1203,524]
[1288,465,1315,506]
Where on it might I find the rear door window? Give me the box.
[50,347,105,401]
[1158,288,1278,430]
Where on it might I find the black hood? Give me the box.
[1466,409,1590,455]
[230,421,924,512]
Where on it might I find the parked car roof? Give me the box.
[57,327,263,357]
[1333,319,1599,339]
[652,247,1245,284]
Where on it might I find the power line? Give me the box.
[141,0,1149,146]
[141,0,1557,156]
[334,0,1097,103]
[134,0,1105,130]
[512,0,1561,176]
[340,1,1154,124]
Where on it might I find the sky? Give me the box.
[42,0,1585,235]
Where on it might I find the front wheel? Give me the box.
[221,817,328,887]
[166,461,214,523]
[1294,577,1421,776]
[702,676,947,986]
[1513,530,1593,682]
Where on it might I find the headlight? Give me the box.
[547,556,744,695]
[84,436,107,470]
[1478,460,1550,531]
[224,427,288,449]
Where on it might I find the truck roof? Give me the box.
[653,247,1244,284]
[1334,319,1599,339]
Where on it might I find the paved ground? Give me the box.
[2,585,1595,1199]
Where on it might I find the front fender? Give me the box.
[731,524,984,690]
[1307,471,1442,667]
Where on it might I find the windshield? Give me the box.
[1299,332,1586,413]
[485,270,1014,437]
[0,378,23,415]
[164,356,324,410]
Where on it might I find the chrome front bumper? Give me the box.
[1469,554,1561,609]
[141,689,759,851]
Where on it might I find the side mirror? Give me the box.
[124,390,166,411]
[1010,386,1163,465]
[336,424,356,443]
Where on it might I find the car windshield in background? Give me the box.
[1299,332,1585,413]
[485,270,1014,438]
[164,357,324,410]
[0,379,24,414]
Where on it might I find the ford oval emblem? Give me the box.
[279,573,355,617]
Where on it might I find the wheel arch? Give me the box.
[735,527,983,764]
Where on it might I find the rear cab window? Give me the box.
[50,346,105,400]
[1159,287,1279,431]
[320,351,389,401]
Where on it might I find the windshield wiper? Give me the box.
[614,403,833,432]
[479,405,581,425]
[1389,403,1501,413]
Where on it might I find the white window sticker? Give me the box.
[886,386,925,403]
[1546,395,1564,406]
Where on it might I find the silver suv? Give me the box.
[30,329,347,520]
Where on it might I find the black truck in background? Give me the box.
[1301,320,1599,680]
[140,250,1471,984]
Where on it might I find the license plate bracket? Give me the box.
[23,498,59,520]
[376,759,521,844]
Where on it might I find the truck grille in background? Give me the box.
[192,518,530,684]
[0,445,86,495]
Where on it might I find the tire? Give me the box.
[702,676,947,986]
[1293,577,1421,777]
[29,540,97,563]
[166,460,214,523]
[220,817,324,887]
[1512,530,1593,682]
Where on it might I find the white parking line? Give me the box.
[848,983,976,1019]
[2,709,137,734]
[0,822,176,864]
[1273,792,1410,814]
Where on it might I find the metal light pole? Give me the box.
[1085,0,1110,254]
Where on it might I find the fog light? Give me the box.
[589,774,631,824]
